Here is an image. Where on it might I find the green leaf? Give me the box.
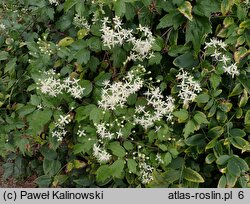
[185,134,205,146]
[193,111,209,125]
[40,146,57,160]
[221,0,235,15]
[4,58,16,74]
[229,137,250,151]
[96,165,111,183]
[148,52,162,65]
[114,0,126,17]
[178,1,193,21]
[36,175,52,188]
[183,168,204,183]
[195,93,210,103]
[207,126,224,138]
[123,141,134,151]
[74,49,90,64]
[16,138,29,155]
[110,159,125,178]
[75,104,96,122]
[229,129,246,137]
[28,109,52,135]
[157,12,185,30]
[108,142,126,158]
[229,83,243,97]
[183,120,196,138]
[205,153,216,164]
[89,106,103,123]
[238,74,250,95]
[216,155,231,165]
[64,0,78,12]
[163,152,172,166]
[227,159,241,177]
[245,110,250,125]
[186,16,212,56]
[127,159,137,173]
[81,80,93,97]
[226,173,237,187]
[0,51,9,61]
[173,52,199,68]
[173,109,189,123]
[43,159,61,177]
[193,0,220,17]
[218,175,227,188]
[210,73,222,90]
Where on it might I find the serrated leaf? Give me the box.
[64,0,78,12]
[210,73,221,90]
[164,152,172,166]
[108,141,126,158]
[183,167,204,183]
[183,120,196,138]
[89,106,103,123]
[110,159,125,178]
[173,52,199,68]
[96,165,111,183]
[114,0,126,17]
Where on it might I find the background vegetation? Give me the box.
[0,0,249,187]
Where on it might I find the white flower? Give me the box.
[58,114,71,126]
[93,143,112,163]
[156,153,164,164]
[73,14,90,29]
[223,63,239,78]
[98,71,143,110]
[134,87,175,129]
[211,50,221,60]
[116,129,123,139]
[177,69,201,106]
[77,129,86,137]
[95,123,114,140]
[139,161,154,184]
[39,70,85,99]
[219,54,231,65]
[49,0,59,6]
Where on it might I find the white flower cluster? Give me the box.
[137,152,154,184]
[98,69,144,110]
[49,0,59,6]
[134,87,175,129]
[52,114,71,141]
[176,69,202,106]
[101,16,155,62]
[205,38,239,78]
[93,143,112,163]
[155,153,164,164]
[73,14,90,29]
[37,38,56,56]
[95,122,114,140]
[38,70,85,99]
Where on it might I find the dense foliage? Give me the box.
[0,0,249,188]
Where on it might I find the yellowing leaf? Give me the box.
[178,1,193,21]
[58,37,74,47]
